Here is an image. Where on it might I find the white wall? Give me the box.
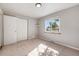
[27,19,37,39]
[38,5,79,50]
[0,14,2,46]
[0,9,3,47]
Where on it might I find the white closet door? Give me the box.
[4,15,17,45]
[17,18,27,41]
[22,20,27,40]
[0,15,2,46]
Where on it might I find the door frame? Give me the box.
[0,10,4,49]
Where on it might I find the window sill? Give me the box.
[45,31,61,34]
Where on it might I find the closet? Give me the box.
[16,17,27,42]
[4,15,27,45]
[0,9,3,48]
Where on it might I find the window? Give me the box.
[45,18,60,33]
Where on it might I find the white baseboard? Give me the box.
[53,40,79,51]
[27,37,38,40]
[40,38,79,51]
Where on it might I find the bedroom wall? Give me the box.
[38,5,79,50]
[0,9,3,47]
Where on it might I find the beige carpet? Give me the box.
[0,39,79,56]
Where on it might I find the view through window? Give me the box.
[45,18,60,33]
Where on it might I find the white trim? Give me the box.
[40,38,79,51]
[53,41,79,51]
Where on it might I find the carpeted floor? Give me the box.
[0,39,79,56]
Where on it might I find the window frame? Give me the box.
[44,18,61,34]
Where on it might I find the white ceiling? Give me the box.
[0,3,78,19]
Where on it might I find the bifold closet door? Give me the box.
[4,15,17,45]
[4,15,27,45]
[0,14,2,47]
[17,18,27,41]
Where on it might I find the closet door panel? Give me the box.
[4,15,17,45]
[4,15,27,45]
[17,18,27,41]
[22,20,27,40]
[0,14,2,47]
[17,18,23,41]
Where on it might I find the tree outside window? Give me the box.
[45,18,60,33]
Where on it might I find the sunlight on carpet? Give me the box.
[28,44,59,56]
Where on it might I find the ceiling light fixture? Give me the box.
[35,3,42,7]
